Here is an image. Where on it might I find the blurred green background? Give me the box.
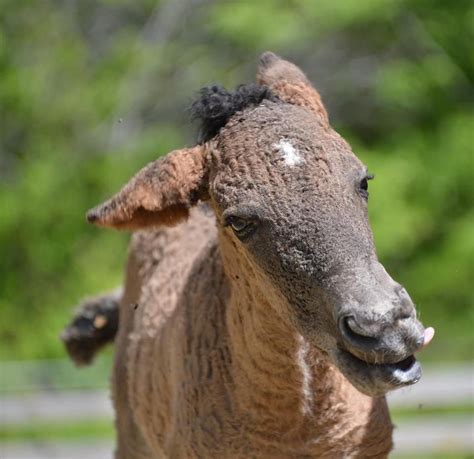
[1,1,473,366]
[0,1,473,457]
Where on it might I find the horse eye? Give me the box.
[225,216,257,240]
[359,173,374,199]
[229,217,249,232]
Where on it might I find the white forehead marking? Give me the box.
[273,139,303,166]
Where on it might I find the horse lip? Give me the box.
[384,355,422,385]
[339,348,422,388]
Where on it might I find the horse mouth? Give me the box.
[335,348,423,396]
[333,326,434,396]
[343,349,421,384]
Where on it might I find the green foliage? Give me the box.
[0,0,472,361]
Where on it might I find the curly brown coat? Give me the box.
[63,52,433,458]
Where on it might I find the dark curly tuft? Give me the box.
[190,83,278,143]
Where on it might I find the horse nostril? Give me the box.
[395,285,416,320]
[344,317,372,337]
[339,316,379,348]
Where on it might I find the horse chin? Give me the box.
[332,348,423,397]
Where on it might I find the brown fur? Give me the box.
[112,208,392,458]
[271,81,329,128]
[257,51,329,127]
[87,146,207,230]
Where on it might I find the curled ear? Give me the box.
[87,146,208,230]
[257,51,329,127]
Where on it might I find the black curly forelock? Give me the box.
[190,83,278,144]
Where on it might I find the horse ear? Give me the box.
[86,146,208,230]
[257,51,329,127]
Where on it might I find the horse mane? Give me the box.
[190,83,278,143]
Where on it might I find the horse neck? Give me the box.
[225,267,351,440]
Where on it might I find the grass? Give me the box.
[0,419,114,442]
[391,404,474,420]
[392,455,473,459]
